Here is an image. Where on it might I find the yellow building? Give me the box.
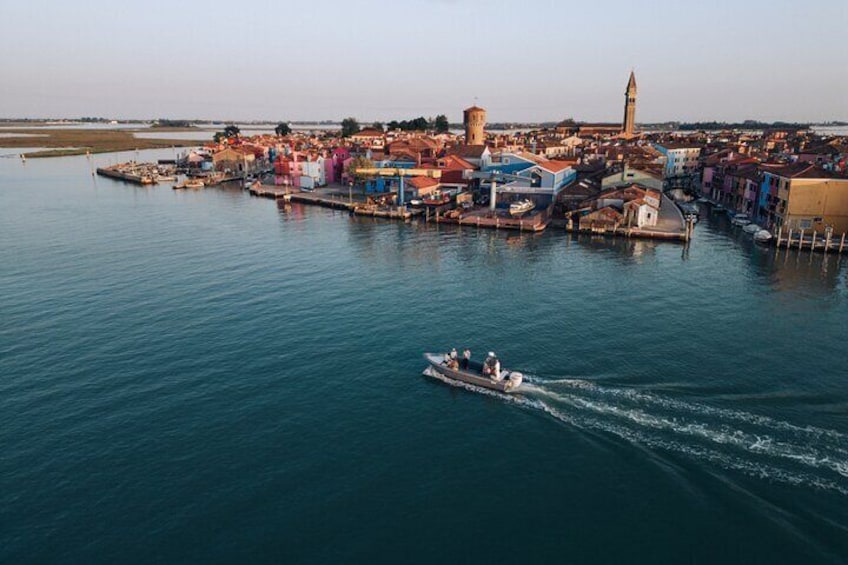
[770,163,848,233]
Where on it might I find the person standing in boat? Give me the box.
[447,348,459,370]
[461,348,471,370]
[483,352,495,376]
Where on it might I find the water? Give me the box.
[1,150,847,564]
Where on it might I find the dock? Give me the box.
[96,162,179,185]
[96,164,157,185]
[244,183,692,240]
[774,227,848,254]
[431,206,550,232]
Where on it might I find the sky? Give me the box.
[1,0,846,123]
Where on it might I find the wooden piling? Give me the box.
[787,228,793,249]
[840,233,846,254]
[812,230,817,250]
[798,229,804,250]
[777,226,783,246]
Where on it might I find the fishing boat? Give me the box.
[509,199,534,216]
[424,352,523,393]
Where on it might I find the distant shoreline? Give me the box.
[0,128,201,158]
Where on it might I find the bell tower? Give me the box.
[622,71,637,137]
[463,105,486,145]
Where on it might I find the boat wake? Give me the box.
[424,367,848,495]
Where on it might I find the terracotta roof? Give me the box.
[437,154,476,170]
[801,144,841,155]
[464,105,485,112]
[452,144,488,159]
[770,162,843,180]
[538,160,574,173]
[408,176,440,189]
[353,128,385,138]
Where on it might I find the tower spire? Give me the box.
[622,70,637,137]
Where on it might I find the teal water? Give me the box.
[1,150,847,564]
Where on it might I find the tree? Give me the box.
[433,114,450,134]
[341,117,360,138]
[275,122,291,136]
[214,124,241,144]
[410,116,428,131]
[372,121,384,132]
[349,156,374,182]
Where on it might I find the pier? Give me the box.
[96,162,179,185]
[774,226,848,254]
[243,183,695,238]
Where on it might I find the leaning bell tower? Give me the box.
[622,71,637,136]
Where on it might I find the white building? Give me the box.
[654,143,702,178]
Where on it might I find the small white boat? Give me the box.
[743,223,762,234]
[731,213,751,226]
[509,199,534,216]
[424,353,523,393]
[753,230,773,243]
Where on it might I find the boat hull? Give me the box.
[424,353,521,393]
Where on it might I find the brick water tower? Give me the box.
[463,105,486,145]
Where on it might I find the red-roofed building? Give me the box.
[406,176,441,199]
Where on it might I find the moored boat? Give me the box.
[753,229,773,243]
[509,199,534,216]
[743,223,762,234]
[422,192,450,206]
[173,178,205,189]
[731,213,751,226]
[424,352,523,393]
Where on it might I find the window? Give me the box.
[799,219,812,229]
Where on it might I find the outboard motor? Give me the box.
[507,371,523,389]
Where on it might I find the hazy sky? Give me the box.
[1,0,846,123]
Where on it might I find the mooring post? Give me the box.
[812,230,817,251]
[777,225,783,246]
[840,233,846,254]
[787,228,793,249]
[798,229,805,251]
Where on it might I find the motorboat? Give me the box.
[423,192,451,206]
[753,229,773,243]
[509,199,534,216]
[743,223,762,234]
[424,352,523,393]
[731,213,751,226]
[173,178,204,189]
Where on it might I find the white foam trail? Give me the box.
[539,377,848,445]
[428,370,848,494]
[524,384,848,478]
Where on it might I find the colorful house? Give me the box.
[757,163,848,232]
